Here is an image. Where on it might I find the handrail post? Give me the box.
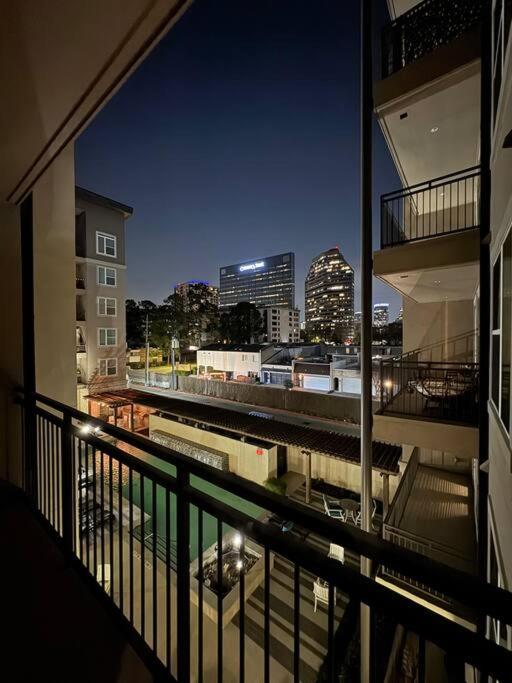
[61,411,74,551]
[176,467,190,681]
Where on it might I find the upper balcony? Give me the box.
[373,333,479,458]
[381,0,484,81]
[374,167,481,302]
[375,1,483,201]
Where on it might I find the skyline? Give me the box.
[75,0,402,318]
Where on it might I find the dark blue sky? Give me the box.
[76,0,402,319]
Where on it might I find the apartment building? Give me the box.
[75,187,132,402]
[259,306,300,343]
[372,0,511,665]
[0,2,510,682]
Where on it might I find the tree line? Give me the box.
[126,284,264,359]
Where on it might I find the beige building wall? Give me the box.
[149,414,277,485]
[402,297,475,356]
[33,144,77,408]
[0,202,23,483]
[286,446,398,502]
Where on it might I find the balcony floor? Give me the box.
[396,465,476,574]
[0,480,151,683]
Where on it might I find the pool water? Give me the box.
[123,452,264,561]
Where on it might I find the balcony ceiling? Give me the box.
[0,0,191,204]
[376,62,480,189]
[386,1,421,20]
[381,262,479,303]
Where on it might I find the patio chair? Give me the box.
[322,494,346,520]
[328,543,345,564]
[313,578,336,612]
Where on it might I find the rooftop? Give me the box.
[75,186,134,217]
[199,343,268,352]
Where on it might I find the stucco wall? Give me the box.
[403,297,475,357]
[149,413,277,485]
[287,446,398,502]
[33,144,77,408]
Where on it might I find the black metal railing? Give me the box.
[381,0,484,78]
[380,359,479,425]
[381,167,481,248]
[76,344,86,353]
[15,391,512,682]
[76,276,86,290]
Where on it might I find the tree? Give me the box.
[126,299,157,348]
[220,302,264,344]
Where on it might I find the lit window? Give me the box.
[98,328,117,346]
[97,297,117,316]
[96,231,117,257]
[99,358,117,376]
[97,266,117,286]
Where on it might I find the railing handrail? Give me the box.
[382,523,473,566]
[383,448,419,527]
[381,165,481,202]
[22,389,512,627]
[388,329,478,362]
[381,359,479,368]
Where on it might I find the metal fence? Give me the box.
[16,391,512,682]
[381,167,481,248]
[381,0,484,78]
[379,359,479,425]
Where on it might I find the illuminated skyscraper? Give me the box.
[305,247,354,340]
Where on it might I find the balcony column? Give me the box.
[302,450,312,504]
[360,1,373,682]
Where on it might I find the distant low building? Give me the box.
[127,347,163,367]
[196,343,277,381]
[259,307,300,343]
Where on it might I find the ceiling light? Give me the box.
[430,126,439,133]
[433,280,441,285]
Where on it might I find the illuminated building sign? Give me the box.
[240,261,265,272]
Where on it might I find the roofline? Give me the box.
[75,186,134,218]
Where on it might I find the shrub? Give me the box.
[264,477,287,496]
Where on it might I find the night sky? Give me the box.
[75,0,402,320]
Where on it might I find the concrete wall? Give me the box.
[33,144,77,407]
[177,375,375,423]
[403,298,475,357]
[149,414,277,485]
[0,202,23,483]
[287,446,398,502]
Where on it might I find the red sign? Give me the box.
[256,448,264,455]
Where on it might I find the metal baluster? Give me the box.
[239,533,245,683]
[92,446,97,577]
[100,451,105,591]
[166,488,171,673]
[264,547,270,683]
[294,564,300,682]
[109,456,114,599]
[217,518,223,683]
[141,473,145,639]
[197,508,203,683]
[129,467,134,625]
[119,463,124,614]
[152,480,157,654]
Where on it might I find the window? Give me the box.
[99,358,117,377]
[492,228,512,434]
[96,231,117,257]
[97,297,117,316]
[98,328,117,346]
[97,266,117,286]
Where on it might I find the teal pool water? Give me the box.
[123,452,263,561]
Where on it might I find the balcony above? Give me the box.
[374,168,481,302]
[381,0,484,80]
